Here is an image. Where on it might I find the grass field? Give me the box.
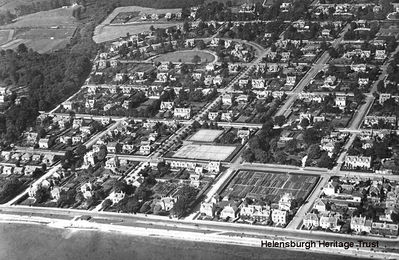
[0,0,50,13]
[189,129,224,142]
[173,144,236,161]
[0,29,12,45]
[0,7,77,53]
[153,50,216,63]
[220,170,319,202]
[0,7,77,29]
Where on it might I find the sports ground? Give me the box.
[189,129,224,142]
[173,144,236,161]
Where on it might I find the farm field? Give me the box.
[0,7,78,29]
[153,50,217,64]
[93,22,181,43]
[0,29,12,45]
[189,129,224,142]
[0,0,47,13]
[173,144,237,161]
[220,170,319,202]
[0,7,77,53]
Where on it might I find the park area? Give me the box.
[220,170,319,202]
[172,144,237,161]
[153,50,216,64]
[188,129,224,142]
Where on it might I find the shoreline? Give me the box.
[0,215,395,259]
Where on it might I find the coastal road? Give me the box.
[1,205,398,253]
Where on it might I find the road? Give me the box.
[6,163,62,206]
[275,23,351,118]
[332,43,399,171]
[0,205,398,259]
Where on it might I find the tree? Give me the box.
[242,148,255,162]
[303,128,321,145]
[307,144,321,160]
[172,186,198,217]
[274,115,285,126]
[300,118,310,128]
[318,153,332,168]
[192,54,201,64]
[157,162,171,177]
[17,43,28,53]
[183,21,190,32]
[34,187,50,204]
[286,139,297,152]
[102,199,112,209]
[192,120,201,129]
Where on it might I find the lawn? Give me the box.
[0,29,12,45]
[153,50,216,64]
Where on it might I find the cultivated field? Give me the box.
[220,170,319,202]
[153,50,217,64]
[173,144,237,161]
[189,129,224,142]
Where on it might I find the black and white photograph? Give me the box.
[0,0,398,259]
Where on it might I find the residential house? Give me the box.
[303,213,319,229]
[220,204,239,219]
[371,222,398,237]
[80,183,93,199]
[271,209,287,225]
[335,96,346,109]
[344,156,371,169]
[208,111,219,121]
[109,191,126,205]
[222,94,233,106]
[208,161,221,173]
[140,141,152,155]
[160,101,174,111]
[319,216,339,231]
[200,202,215,217]
[351,215,372,233]
[38,138,51,149]
[174,107,191,120]
[313,198,327,213]
[221,111,233,122]
[279,193,293,211]
[105,156,120,171]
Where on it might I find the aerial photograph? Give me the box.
[0,0,399,259]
